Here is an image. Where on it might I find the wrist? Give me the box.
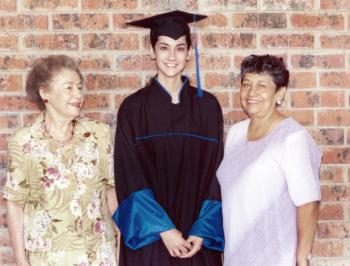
[296,254,311,266]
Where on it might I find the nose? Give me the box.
[247,83,257,96]
[168,48,176,60]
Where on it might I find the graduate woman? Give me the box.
[113,10,224,266]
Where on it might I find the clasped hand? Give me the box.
[160,229,203,258]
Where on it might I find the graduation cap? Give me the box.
[126,10,208,97]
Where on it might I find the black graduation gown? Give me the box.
[113,76,224,266]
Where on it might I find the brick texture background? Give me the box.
[0,0,349,265]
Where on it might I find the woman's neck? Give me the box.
[44,111,75,140]
[248,111,286,141]
[157,74,184,104]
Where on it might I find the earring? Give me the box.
[276,99,281,105]
[43,99,48,103]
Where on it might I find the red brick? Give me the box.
[53,14,109,30]
[291,54,345,69]
[232,92,241,108]
[116,55,156,71]
[321,185,350,202]
[198,13,228,28]
[320,92,345,107]
[204,0,256,9]
[115,94,131,109]
[0,115,19,130]
[232,13,286,29]
[321,35,350,49]
[319,203,344,220]
[23,34,79,50]
[310,128,344,146]
[82,94,110,110]
[320,166,345,183]
[0,250,15,265]
[187,54,231,71]
[223,110,248,126]
[0,34,17,50]
[0,0,16,12]
[140,0,198,9]
[234,54,287,69]
[322,147,350,164]
[260,34,314,48]
[312,240,343,257]
[0,96,38,111]
[212,92,230,108]
[291,14,344,30]
[204,72,239,89]
[318,110,350,126]
[291,91,319,108]
[318,222,350,239]
[289,72,316,88]
[0,75,22,92]
[78,56,111,70]
[82,0,137,9]
[22,0,78,10]
[280,110,314,126]
[82,33,139,50]
[321,0,350,9]
[0,228,11,247]
[85,74,141,90]
[82,112,114,126]
[262,0,314,10]
[113,13,145,29]
[321,72,350,88]
[0,134,10,151]
[23,113,40,127]
[0,15,48,30]
[0,56,31,70]
[201,33,256,49]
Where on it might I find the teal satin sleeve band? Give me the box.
[189,200,225,252]
[112,188,175,250]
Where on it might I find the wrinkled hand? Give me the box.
[180,235,203,258]
[160,229,192,257]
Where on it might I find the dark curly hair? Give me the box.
[26,55,83,110]
[240,54,289,91]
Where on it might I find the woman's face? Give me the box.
[240,72,286,119]
[40,68,84,120]
[151,35,190,80]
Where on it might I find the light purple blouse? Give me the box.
[217,118,321,266]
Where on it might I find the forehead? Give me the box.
[243,72,274,83]
[51,68,81,83]
[156,35,187,45]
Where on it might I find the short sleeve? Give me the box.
[3,136,29,204]
[281,131,322,206]
[100,125,115,188]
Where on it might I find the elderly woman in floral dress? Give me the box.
[3,55,118,266]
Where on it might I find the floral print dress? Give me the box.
[3,114,117,266]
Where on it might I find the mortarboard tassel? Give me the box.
[193,14,203,98]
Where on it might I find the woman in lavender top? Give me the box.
[217,55,321,266]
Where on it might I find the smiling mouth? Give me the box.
[165,63,177,67]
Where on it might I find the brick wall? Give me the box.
[0,0,349,265]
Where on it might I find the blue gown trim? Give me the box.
[135,133,218,143]
[112,188,175,250]
[189,200,225,252]
[155,76,189,100]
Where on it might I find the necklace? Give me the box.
[44,116,76,146]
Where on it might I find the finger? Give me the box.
[168,249,175,257]
[183,240,192,249]
[180,246,199,258]
[173,248,182,257]
[179,244,189,254]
